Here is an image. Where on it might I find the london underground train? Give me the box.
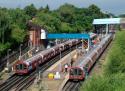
[13,39,81,74]
[69,34,113,80]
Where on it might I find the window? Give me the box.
[16,64,27,70]
[16,64,20,70]
[70,68,82,76]
[77,69,82,75]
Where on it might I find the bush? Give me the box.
[105,31,125,74]
[81,73,125,91]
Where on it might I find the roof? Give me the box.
[93,18,125,25]
[47,33,90,39]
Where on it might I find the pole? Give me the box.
[82,37,83,52]
[7,49,11,68]
[20,44,23,56]
[19,44,23,60]
[60,50,61,60]
[70,45,72,65]
[59,48,62,72]
[87,39,90,51]
[106,24,108,36]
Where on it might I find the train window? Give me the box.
[77,69,82,75]
[16,64,27,70]
[24,65,27,69]
[16,64,20,70]
[70,69,77,75]
[85,63,89,68]
[70,69,74,75]
[70,68,82,76]
[20,64,23,70]
[74,69,77,75]
[91,53,97,61]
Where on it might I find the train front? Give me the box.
[69,67,85,80]
[13,60,29,74]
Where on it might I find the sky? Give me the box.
[0,0,124,15]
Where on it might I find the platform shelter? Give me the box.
[93,18,125,34]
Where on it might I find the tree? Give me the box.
[57,4,75,23]
[0,10,11,43]
[24,4,37,18]
[45,4,49,12]
[11,24,26,43]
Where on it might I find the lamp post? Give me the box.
[82,37,84,52]
[59,48,62,60]
[69,44,72,66]
[7,49,11,71]
[19,44,23,60]
[59,48,62,72]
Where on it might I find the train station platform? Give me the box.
[28,49,85,91]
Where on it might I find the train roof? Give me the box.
[89,33,97,39]
[24,48,52,65]
[78,34,111,67]
[22,40,76,65]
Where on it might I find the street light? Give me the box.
[6,49,11,71]
[59,48,62,72]
[19,44,23,60]
[20,44,23,56]
[59,48,62,60]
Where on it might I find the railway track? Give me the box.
[63,81,80,91]
[0,43,81,91]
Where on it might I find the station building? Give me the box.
[27,21,48,49]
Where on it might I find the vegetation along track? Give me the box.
[0,43,81,91]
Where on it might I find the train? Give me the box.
[13,33,98,75]
[69,34,113,80]
[13,39,81,74]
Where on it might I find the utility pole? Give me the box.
[59,48,62,72]
[19,44,23,60]
[7,49,11,70]
[6,49,11,77]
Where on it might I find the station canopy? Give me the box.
[47,33,90,39]
[93,18,125,25]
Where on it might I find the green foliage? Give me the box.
[82,73,125,91]
[0,7,29,57]
[11,24,26,43]
[0,3,108,58]
[105,31,125,74]
[8,8,30,29]
[0,10,11,43]
[24,4,37,18]
[33,4,107,33]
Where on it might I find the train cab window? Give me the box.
[16,64,20,70]
[24,65,27,69]
[20,64,26,70]
[70,68,82,76]
[16,64,27,70]
[77,69,82,75]
[70,69,74,75]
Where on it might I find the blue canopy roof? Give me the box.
[47,33,90,39]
